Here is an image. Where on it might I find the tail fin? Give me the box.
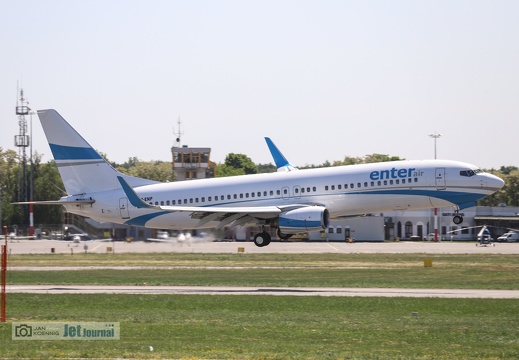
[37,109,159,195]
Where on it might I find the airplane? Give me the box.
[22,109,505,247]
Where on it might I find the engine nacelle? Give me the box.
[272,206,330,234]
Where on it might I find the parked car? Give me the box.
[497,232,519,243]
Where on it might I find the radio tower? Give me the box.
[15,88,34,237]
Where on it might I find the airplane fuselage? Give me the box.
[62,159,501,230]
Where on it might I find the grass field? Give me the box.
[3,253,519,358]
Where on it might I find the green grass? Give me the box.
[3,253,519,358]
[8,253,519,289]
[1,294,519,359]
[8,252,519,268]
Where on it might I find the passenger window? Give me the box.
[331,185,335,190]
[166,201,170,205]
[325,186,329,191]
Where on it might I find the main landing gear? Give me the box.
[253,229,271,247]
[453,208,463,225]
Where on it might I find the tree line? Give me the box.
[0,148,515,231]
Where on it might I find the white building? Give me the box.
[232,206,519,242]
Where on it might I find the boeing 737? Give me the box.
[25,109,504,247]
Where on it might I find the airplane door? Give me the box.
[435,168,446,190]
[119,198,130,219]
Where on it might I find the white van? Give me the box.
[497,232,519,243]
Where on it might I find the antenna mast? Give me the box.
[174,117,183,147]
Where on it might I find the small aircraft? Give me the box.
[19,109,505,247]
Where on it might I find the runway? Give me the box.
[8,285,519,298]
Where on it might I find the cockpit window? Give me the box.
[460,169,483,177]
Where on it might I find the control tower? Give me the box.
[171,119,216,181]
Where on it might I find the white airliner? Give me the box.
[29,109,504,247]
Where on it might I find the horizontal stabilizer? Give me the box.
[13,199,95,206]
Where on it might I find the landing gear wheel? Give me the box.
[253,232,271,247]
[453,215,463,225]
[277,229,292,241]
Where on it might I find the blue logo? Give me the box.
[369,167,423,181]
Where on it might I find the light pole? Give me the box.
[429,132,442,242]
[429,132,442,159]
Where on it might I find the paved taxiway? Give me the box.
[7,285,519,298]
[5,238,519,254]
[6,239,519,298]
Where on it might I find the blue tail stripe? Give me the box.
[50,144,102,160]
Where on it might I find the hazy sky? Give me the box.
[1,1,518,169]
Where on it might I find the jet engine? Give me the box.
[272,206,329,234]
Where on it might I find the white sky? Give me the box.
[1,1,518,169]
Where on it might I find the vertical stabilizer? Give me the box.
[37,109,158,195]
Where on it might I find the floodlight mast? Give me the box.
[429,132,442,242]
[15,87,34,237]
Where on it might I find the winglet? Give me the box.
[117,176,155,209]
[264,137,297,172]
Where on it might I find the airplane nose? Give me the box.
[487,174,505,190]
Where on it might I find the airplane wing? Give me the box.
[117,176,287,228]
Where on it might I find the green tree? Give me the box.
[217,153,258,177]
[121,161,173,182]
[257,163,277,173]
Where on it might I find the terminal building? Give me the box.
[234,206,519,242]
